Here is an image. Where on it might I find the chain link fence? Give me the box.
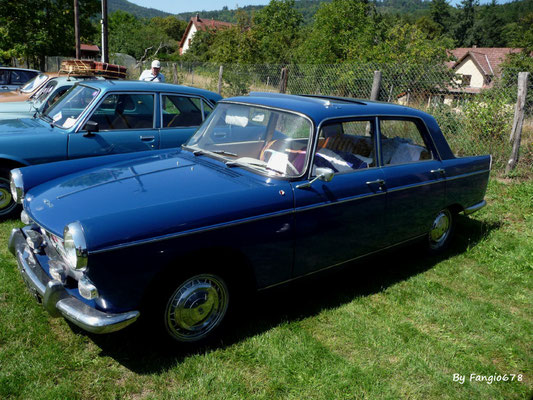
[45,57,532,175]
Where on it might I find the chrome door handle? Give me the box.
[366,179,385,186]
[140,135,155,141]
[430,168,445,175]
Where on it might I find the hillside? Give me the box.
[108,0,170,19]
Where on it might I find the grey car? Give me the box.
[0,67,40,92]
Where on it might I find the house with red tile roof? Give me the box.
[397,47,527,107]
[445,47,523,92]
[179,14,235,55]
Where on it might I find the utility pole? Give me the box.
[74,0,81,59]
[101,0,109,63]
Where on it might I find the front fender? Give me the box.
[0,154,30,168]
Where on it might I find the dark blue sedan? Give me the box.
[0,80,222,218]
[8,93,491,344]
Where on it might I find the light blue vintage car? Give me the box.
[0,76,101,120]
[8,93,491,345]
[0,80,222,218]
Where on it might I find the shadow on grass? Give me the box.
[85,215,500,374]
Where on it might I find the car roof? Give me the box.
[77,80,222,100]
[223,92,432,124]
[0,67,40,73]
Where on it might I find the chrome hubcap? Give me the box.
[165,274,228,342]
[429,209,451,249]
[0,185,13,212]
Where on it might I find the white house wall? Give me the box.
[455,58,485,88]
[182,25,198,54]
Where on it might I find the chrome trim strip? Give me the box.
[294,191,385,213]
[463,200,486,215]
[387,179,443,193]
[259,233,428,291]
[446,169,490,182]
[90,208,296,254]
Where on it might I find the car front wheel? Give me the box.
[428,208,455,253]
[163,273,230,343]
[0,168,19,220]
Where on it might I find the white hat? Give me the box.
[151,60,161,68]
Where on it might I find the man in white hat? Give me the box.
[139,60,165,82]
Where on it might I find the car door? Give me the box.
[159,94,215,148]
[68,92,160,159]
[377,117,446,245]
[292,118,387,277]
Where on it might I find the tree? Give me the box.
[477,0,505,47]
[296,0,381,64]
[0,0,99,68]
[430,0,451,35]
[252,0,303,64]
[107,11,174,61]
[452,0,480,47]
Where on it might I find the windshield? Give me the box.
[21,73,48,93]
[44,84,99,129]
[186,103,313,178]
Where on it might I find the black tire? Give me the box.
[427,208,455,254]
[151,271,231,345]
[0,168,20,220]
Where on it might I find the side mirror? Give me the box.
[316,167,334,183]
[296,167,335,189]
[83,120,99,136]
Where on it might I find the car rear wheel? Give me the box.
[163,273,230,343]
[0,168,19,220]
[428,208,455,253]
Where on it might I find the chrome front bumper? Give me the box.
[8,227,140,334]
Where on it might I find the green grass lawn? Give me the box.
[0,178,531,400]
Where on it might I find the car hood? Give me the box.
[0,92,30,103]
[0,117,51,135]
[0,100,33,113]
[25,150,294,251]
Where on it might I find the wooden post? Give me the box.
[370,70,382,101]
[218,65,224,95]
[172,63,177,84]
[74,0,81,59]
[506,72,529,174]
[279,67,288,94]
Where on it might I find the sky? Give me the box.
[128,0,271,14]
[128,0,513,15]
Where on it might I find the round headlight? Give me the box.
[10,169,24,204]
[63,221,88,271]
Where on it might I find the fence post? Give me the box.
[370,70,382,101]
[506,71,529,174]
[218,65,224,95]
[172,63,177,84]
[279,67,288,94]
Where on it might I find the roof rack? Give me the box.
[59,60,127,79]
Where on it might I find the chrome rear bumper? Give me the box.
[8,227,139,334]
[463,200,487,215]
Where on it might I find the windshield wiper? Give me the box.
[182,145,237,158]
[225,159,285,175]
[212,150,238,157]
